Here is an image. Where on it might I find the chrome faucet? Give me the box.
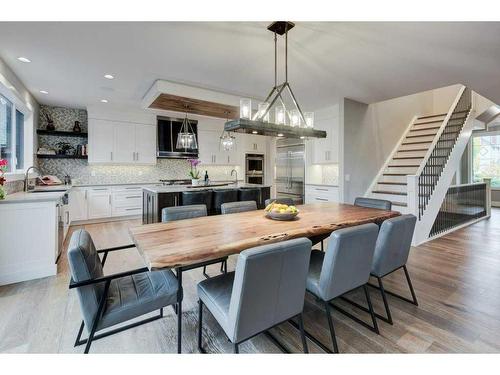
[231,169,238,184]
[24,166,43,192]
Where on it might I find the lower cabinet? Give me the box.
[87,187,112,219]
[305,185,339,204]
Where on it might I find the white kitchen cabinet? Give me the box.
[87,187,112,219]
[198,130,239,165]
[244,134,267,153]
[111,185,143,217]
[310,108,339,164]
[69,187,88,221]
[89,120,114,163]
[305,184,339,204]
[113,122,136,163]
[88,119,156,165]
[135,124,157,164]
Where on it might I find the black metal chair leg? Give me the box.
[203,266,209,279]
[323,301,339,353]
[363,285,379,334]
[321,240,324,252]
[176,268,183,354]
[160,308,164,318]
[403,265,419,306]
[198,300,205,353]
[298,313,309,353]
[234,343,239,353]
[74,320,85,347]
[377,277,393,325]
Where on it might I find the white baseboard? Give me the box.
[0,263,57,286]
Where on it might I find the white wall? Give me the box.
[342,84,461,203]
[0,57,39,179]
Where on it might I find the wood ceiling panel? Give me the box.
[149,93,239,119]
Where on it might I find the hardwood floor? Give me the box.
[1,210,500,353]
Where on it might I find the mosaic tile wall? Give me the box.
[35,105,241,186]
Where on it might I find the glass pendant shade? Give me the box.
[240,98,252,119]
[289,109,301,127]
[258,102,270,122]
[176,114,198,150]
[220,131,236,151]
[275,105,286,125]
[304,112,314,128]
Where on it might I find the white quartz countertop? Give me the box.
[143,182,271,194]
[0,186,69,204]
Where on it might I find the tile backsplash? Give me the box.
[307,163,339,186]
[35,105,241,186]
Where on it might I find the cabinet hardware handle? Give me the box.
[85,190,88,200]
[315,197,329,201]
[125,195,141,199]
[66,211,69,225]
[125,187,141,190]
[136,152,139,161]
[109,195,111,204]
[93,188,108,191]
[125,208,141,211]
[111,151,113,161]
[315,188,329,191]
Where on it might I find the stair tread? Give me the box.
[411,125,441,131]
[383,173,408,176]
[391,201,408,207]
[402,140,433,145]
[398,148,428,152]
[388,164,420,167]
[417,113,447,120]
[393,156,424,160]
[406,134,437,139]
[413,120,443,126]
[372,190,407,196]
[378,182,407,186]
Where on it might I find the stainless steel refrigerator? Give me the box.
[275,139,305,204]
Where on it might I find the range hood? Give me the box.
[225,118,326,139]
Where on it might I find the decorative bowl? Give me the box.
[265,210,299,221]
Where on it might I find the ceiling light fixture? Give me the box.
[17,57,31,63]
[224,21,326,140]
[176,105,198,151]
[100,99,108,103]
[39,90,48,94]
[104,74,114,80]
[219,111,236,152]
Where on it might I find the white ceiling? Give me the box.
[0,22,499,111]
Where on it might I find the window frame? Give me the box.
[471,129,500,191]
[0,81,31,179]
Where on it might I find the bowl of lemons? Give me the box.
[264,202,300,221]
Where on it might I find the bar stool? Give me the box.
[238,188,261,207]
[182,190,213,213]
[213,189,238,214]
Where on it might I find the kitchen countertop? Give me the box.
[143,182,271,194]
[0,186,70,204]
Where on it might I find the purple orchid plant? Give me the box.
[188,158,201,179]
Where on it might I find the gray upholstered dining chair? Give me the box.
[264,198,295,207]
[354,197,392,211]
[162,204,227,277]
[304,223,379,353]
[220,200,257,214]
[368,214,418,324]
[197,238,312,353]
[67,229,181,353]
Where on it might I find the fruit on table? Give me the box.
[264,202,299,214]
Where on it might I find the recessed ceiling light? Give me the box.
[277,133,284,137]
[17,57,31,63]
[104,74,114,80]
[300,136,305,139]
[252,131,258,134]
[39,90,48,94]
[100,99,108,103]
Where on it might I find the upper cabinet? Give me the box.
[243,134,267,154]
[198,130,239,165]
[309,105,340,164]
[88,119,156,165]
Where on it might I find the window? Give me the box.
[472,133,500,188]
[0,94,25,173]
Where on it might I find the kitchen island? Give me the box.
[142,182,271,224]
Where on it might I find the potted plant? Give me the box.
[0,159,7,200]
[56,141,73,155]
[188,158,201,186]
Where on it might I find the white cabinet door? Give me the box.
[311,111,339,164]
[69,187,88,221]
[135,124,156,164]
[198,130,220,165]
[87,188,112,219]
[89,120,114,163]
[113,123,136,163]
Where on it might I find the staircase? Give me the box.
[365,85,482,244]
[369,112,449,213]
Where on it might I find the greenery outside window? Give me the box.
[0,94,25,174]
[472,133,500,188]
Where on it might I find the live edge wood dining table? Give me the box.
[128,202,400,351]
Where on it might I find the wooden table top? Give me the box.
[129,203,400,270]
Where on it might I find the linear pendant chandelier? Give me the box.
[224,21,326,139]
